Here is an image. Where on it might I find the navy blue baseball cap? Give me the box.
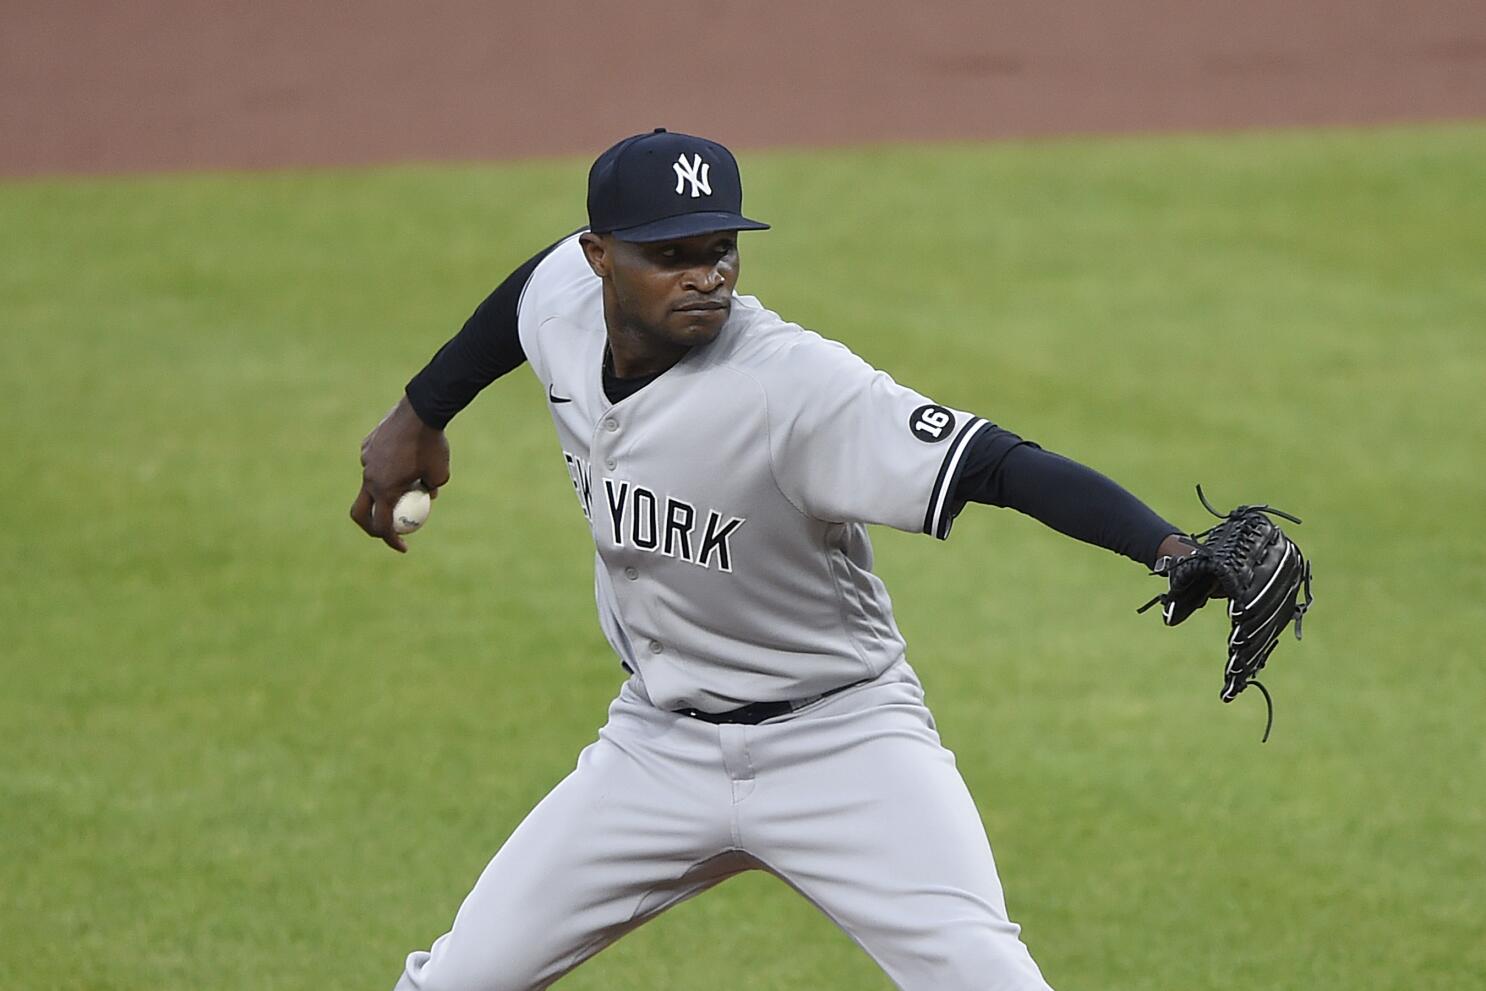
[587,128,770,242]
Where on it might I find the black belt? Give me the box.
[675,678,869,725]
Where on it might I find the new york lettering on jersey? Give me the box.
[562,450,747,571]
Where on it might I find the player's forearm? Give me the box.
[405,290,528,429]
[955,437,1179,566]
[405,333,522,429]
[404,239,567,428]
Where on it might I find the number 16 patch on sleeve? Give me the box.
[909,404,956,443]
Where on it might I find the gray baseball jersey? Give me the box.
[519,233,988,713]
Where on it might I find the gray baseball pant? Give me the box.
[393,661,1052,990]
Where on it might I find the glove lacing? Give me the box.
[1249,679,1275,744]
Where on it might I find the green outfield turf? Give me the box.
[3,124,1483,991]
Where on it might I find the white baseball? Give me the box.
[392,484,432,535]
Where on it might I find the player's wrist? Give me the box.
[402,383,454,432]
[1152,532,1198,568]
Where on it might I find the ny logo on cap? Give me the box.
[673,153,711,198]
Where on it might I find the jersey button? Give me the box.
[605,458,617,470]
[624,567,639,581]
[603,418,619,432]
[649,639,663,654]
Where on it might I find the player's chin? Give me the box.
[669,306,729,341]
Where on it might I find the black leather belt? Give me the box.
[675,678,869,725]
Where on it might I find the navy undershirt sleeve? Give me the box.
[404,239,566,429]
[949,424,1179,567]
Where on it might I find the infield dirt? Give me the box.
[4,0,1485,176]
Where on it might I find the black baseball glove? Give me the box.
[1139,486,1314,740]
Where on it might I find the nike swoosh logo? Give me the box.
[548,384,572,404]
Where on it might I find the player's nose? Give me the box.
[683,265,726,292]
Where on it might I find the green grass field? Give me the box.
[3,124,1484,991]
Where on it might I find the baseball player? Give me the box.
[352,129,1201,991]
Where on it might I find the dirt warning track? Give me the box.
[3,0,1484,176]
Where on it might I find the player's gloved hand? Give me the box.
[1145,533,1213,625]
[1139,486,1314,740]
[350,393,451,553]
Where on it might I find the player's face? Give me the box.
[583,231,741,355]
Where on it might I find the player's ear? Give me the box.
[579,232,611,279]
